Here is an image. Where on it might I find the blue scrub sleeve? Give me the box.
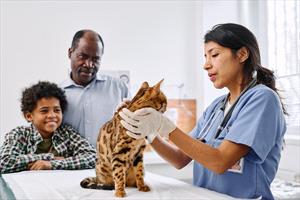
[225,89,284,163]
[190,120,202,139]
[189,109,208,139]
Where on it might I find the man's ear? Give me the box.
[237,47,249,63]
[68,48,73,59]
[24,112,33,122]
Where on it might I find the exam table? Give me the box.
[0,169,236,200]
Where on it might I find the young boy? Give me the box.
[0,81,96,173]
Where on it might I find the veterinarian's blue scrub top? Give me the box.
[60,73,129,147]
[190,84,286,200]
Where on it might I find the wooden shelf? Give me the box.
[145,99,196,152]
[167,99,196,133]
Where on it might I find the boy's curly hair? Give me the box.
[21,81,67,115]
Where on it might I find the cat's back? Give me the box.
[97,113,125,151]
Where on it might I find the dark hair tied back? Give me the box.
[204,23,287,115]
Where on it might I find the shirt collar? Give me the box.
[30,124,65,142]
[60,72,107,89]
[29,124,44,143]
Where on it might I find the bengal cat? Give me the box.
[80,80,167,197]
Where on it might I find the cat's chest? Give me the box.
[99,117,142,149]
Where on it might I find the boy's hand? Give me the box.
[28,160,52,170]
[54,156,65,160]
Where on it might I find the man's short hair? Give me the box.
[70,30,104,54]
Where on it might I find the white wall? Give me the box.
[0,0,263,140]
[0,0,200,142]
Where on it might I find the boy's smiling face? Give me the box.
[25,97,63,139]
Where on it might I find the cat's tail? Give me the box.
[80,177,114,190]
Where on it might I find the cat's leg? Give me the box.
[96,134,114,188]
[133,154,150,192]
[96,153,114,182]
[96,161,114,187]
[112,155,127,197]
[126,167,137,187]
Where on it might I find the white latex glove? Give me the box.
[119,107,176,143]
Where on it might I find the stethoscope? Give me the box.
[197,74,258,143]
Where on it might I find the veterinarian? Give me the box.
[119,23,287,199]
[60,30,129,147]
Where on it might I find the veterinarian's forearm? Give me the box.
[151,133,192,169]
[169,129,250,174]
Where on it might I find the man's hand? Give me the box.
[115,98,131,112]
[119,107,176,143]
[27,160,52,170]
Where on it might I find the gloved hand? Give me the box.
[119,107,176,143]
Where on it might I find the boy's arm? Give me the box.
[0,129,54,173]
[50,126,96,170]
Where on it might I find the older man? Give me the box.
[60,30,129,147]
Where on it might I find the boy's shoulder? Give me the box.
[10,125,33,135]
[4,125,33,141]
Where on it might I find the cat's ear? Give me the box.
[131,81,148,102]
[141,82,149,89]
[153,79,164,91]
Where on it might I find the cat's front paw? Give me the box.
[138,184,150,192]
[115,190,126,197]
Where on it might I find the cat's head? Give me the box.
[128,79,167,113]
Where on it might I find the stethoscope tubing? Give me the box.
[197,77,258,142]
